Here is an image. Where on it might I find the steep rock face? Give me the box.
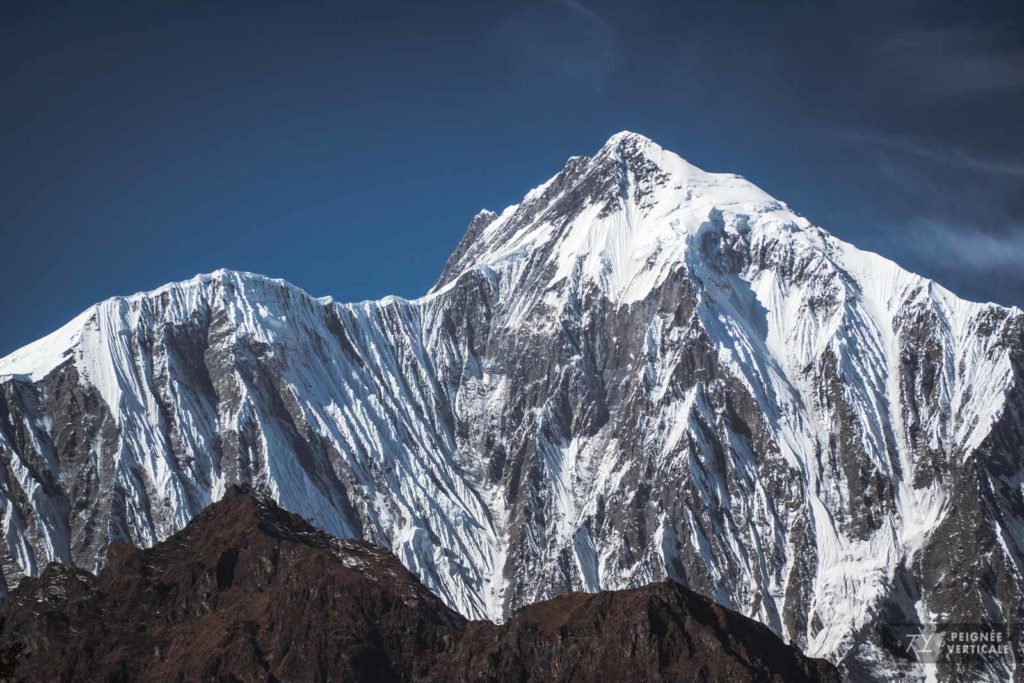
[0,487,839,683]
[1,132,1022,680]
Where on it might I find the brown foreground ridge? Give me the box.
[0,487,839,682]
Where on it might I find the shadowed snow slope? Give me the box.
[2,132,1022,681]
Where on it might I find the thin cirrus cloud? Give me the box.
[838,130,1024,178]
[894,219,1024,272]
[838,128,1024,305]
[874,24,1024,96]
[882,218,1024,308]
[495,0,616,91]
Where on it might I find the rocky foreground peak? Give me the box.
[0,487,838,682]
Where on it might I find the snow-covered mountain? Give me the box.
[2,132,1022,680]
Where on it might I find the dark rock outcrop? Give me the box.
[433,581,840,683]
[0,487,838,682]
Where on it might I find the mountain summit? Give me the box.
[2,133,1022,681]
[433,130,798,303]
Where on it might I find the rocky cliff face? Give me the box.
[1,132,1021,680]
[0,487,839,682]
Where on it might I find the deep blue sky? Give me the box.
[3,0,1023,355]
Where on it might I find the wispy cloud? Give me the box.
[835,126,1024,306]
[874,24,1024,96]
[496,0,616,91]
[839,130,1024,178]
[871,217,1024,307]
[891,218,1024,273]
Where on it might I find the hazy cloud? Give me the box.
[835,125,1024,306]
[894,218,1024,272]
[873,218,1024,307]
[874,24,1024,96]
[839,130,1024,178]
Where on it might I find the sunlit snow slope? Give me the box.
[2,132,1022,681]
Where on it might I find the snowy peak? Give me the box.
[596,129,704,180]
[0,269,318,383]
[602,129,650,145]
[0,308,93,382]
[434,131,806,303]
[435,210,501,289]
